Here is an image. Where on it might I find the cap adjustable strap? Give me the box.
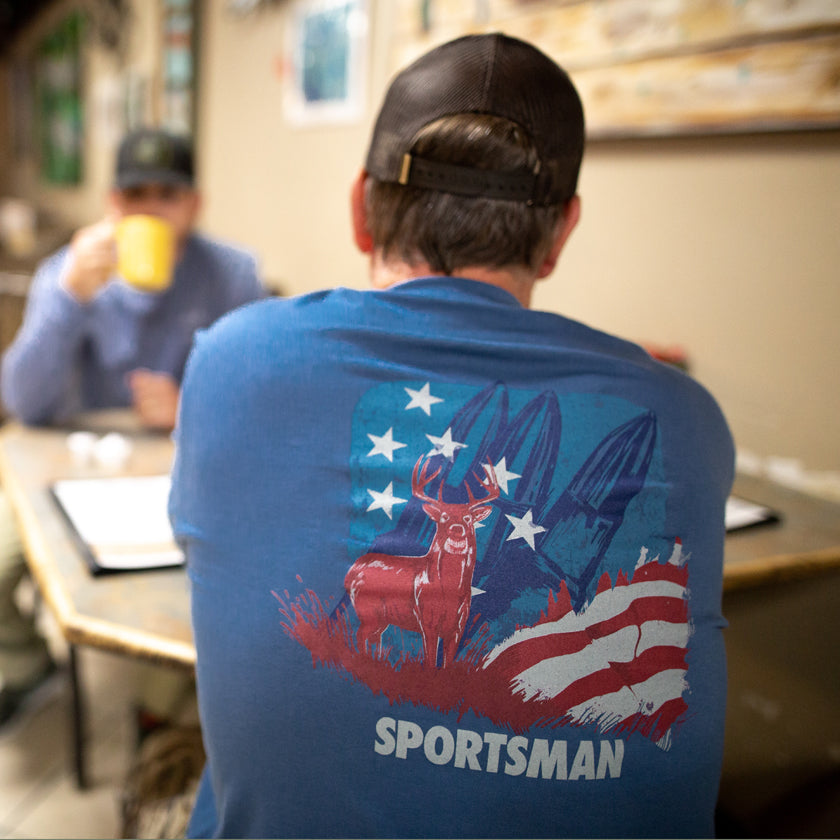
[398,153,539,203]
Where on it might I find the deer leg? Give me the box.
[356,620,383,657]
[440,631,460,668]
[420,627,441,667]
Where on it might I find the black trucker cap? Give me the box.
[115,128,194,190]
[364,33,584,206]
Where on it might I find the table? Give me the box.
[0,415,193,666]
[0,416,838,786]
[724,473,840,592]
[0,415,193,787]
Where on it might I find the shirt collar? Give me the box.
[379,275,524,309]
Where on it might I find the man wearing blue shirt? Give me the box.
[0,128,263,726]
[171,35,734,838]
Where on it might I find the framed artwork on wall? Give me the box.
[393,0,840,138]
[162,0,196,135]
[284,0,368,126]
[38,12,84,184]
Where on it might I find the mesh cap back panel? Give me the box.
[365,34,584,204]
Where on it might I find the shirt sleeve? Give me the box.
[229,250,266,309]
[1,249,91,424]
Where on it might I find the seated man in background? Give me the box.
[170,34,734,838]
[0,127,264,727]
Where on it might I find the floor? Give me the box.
[0,574,200,840]
[0,613,136,839]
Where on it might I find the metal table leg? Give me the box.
[68,644,87,789]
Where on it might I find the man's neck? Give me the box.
[369,254,536,308]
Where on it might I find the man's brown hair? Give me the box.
[365,114,569,276]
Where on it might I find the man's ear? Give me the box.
[351,170,374,254]
[536,194,581,279]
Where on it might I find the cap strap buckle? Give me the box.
[398,153,413,185]
[396,153,540,203]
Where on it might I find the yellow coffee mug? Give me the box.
[115,215,176,292]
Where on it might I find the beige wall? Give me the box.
[534,132,840,476]
[1,0,838,478]
[194,0,395,294]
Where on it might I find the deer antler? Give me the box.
[411,456,443,504]
[465,459,501,508]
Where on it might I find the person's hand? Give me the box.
[127,369,180,431]
[62,218,118,303]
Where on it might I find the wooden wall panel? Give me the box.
[392,0,840,136]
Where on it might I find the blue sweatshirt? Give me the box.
[1,233,263,424]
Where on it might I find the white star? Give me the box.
[404,382,444,416]
[471,586,486,597]
[505,509,546,550]
[485,457,521,495]
[366,427,407,462]
[426,427,468,460]
[366,482,407,520]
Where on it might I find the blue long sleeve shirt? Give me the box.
[170,278,734,839]
[1,232,264,424]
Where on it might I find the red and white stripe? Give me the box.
[482,543,690,741]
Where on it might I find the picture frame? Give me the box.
[284,0,368,126]
[37,12,84,184]
[162,0,196,135]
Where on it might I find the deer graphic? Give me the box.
[345,456,500,667]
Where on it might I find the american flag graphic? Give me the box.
[277,541,691,747]
[481,541,689,746]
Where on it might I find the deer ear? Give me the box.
[422,503,440,519]
[473,506,493,522]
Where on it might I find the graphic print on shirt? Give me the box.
[274,381,690,749]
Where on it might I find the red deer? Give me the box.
[345,456,499,667]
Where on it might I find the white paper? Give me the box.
[52,475,183,570]
[725,495,778,532]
